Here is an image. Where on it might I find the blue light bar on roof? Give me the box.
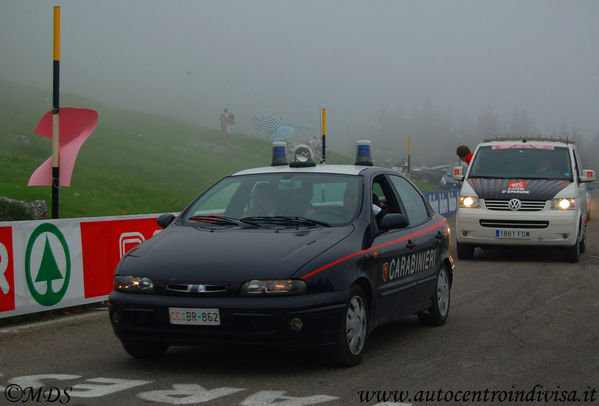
[271,142,288,166]
[355,140,373,166]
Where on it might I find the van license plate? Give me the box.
[496,230,530,239]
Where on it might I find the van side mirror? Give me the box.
[157,213,175,228]
[452,166,464,181]
[580,169,595,182]
[380,213,410,230]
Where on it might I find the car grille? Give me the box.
[479,219,549,229]
[484,199,547,211]
[166,284,228,294]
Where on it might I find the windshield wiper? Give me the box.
[241,216,331,227]
[188,215,256,227]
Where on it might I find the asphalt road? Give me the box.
[1,194,599,406]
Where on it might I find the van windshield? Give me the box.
[469,145,573,181]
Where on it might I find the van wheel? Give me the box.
[456,242,474,259]
[332,285,369,367]
[563,238,580,263]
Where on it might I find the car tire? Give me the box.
[419,267,451,326]
[332,285,369,367]
[121,340,169,359]
[456,242,474,260]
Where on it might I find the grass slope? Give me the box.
[0,81,356,218]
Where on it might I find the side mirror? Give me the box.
[452,166,464,181]
[380,213,410,230]
[580,169,595,182]
[157,213,175,228]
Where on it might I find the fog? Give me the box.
[2,0,598,165]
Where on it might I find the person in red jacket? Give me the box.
[456,144,473,165]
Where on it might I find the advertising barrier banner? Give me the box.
[424,189,460,216]
[0,214,163,319]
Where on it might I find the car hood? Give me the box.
[466,178,571,200]
[118,224,354,282]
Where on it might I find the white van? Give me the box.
[453,138,595,262]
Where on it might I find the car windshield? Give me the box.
[181,173,362,227]
[469,145,573,181]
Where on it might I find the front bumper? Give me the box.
[456,207,580,247]
[109,290,347,348]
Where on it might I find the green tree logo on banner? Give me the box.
[25,223,71,306]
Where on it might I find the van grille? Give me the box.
[479,219,549,229]
[484,199,546,211]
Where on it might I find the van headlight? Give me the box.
[114,275,154,292]
[551,198,575,210]
[459,196,480,208]
[241,279,307,296]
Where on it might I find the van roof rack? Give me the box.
[482,136,575,144]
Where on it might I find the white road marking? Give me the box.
[2,373,343,405]
[70,377,151,398]
[137,383,244,404]
[8,374,81,388]
[240,390,338,405]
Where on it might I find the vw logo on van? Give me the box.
[508,199,522,211]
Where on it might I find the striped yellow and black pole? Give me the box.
[321,107,326,163]
[52,6,60,218]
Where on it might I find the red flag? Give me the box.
[28,108,98,186]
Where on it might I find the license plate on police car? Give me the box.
[496,229,530,239]
[169,307,221,326]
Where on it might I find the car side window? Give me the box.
[388,175,430,226]
[372,175,400,216]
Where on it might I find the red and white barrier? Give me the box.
[0,214,165,319]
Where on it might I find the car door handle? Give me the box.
[406,240,416,250]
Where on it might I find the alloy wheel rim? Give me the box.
[437,269,449,317]
[346,296,367,355]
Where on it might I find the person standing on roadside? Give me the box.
[220,108,229,136]
[456,144,473,165]
[227,109,235,134]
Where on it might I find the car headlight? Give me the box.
[240,279,307,296]
[113,275,154,292]
[551,198,575,210]
[459,196,480,208]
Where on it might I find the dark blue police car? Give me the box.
[109,142,454,366]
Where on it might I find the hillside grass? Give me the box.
[1,81,370,218]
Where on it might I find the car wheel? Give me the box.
[121,340,169,359]
[419,267,451,326]
[456,242,474,260]
[332,285,369,367]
